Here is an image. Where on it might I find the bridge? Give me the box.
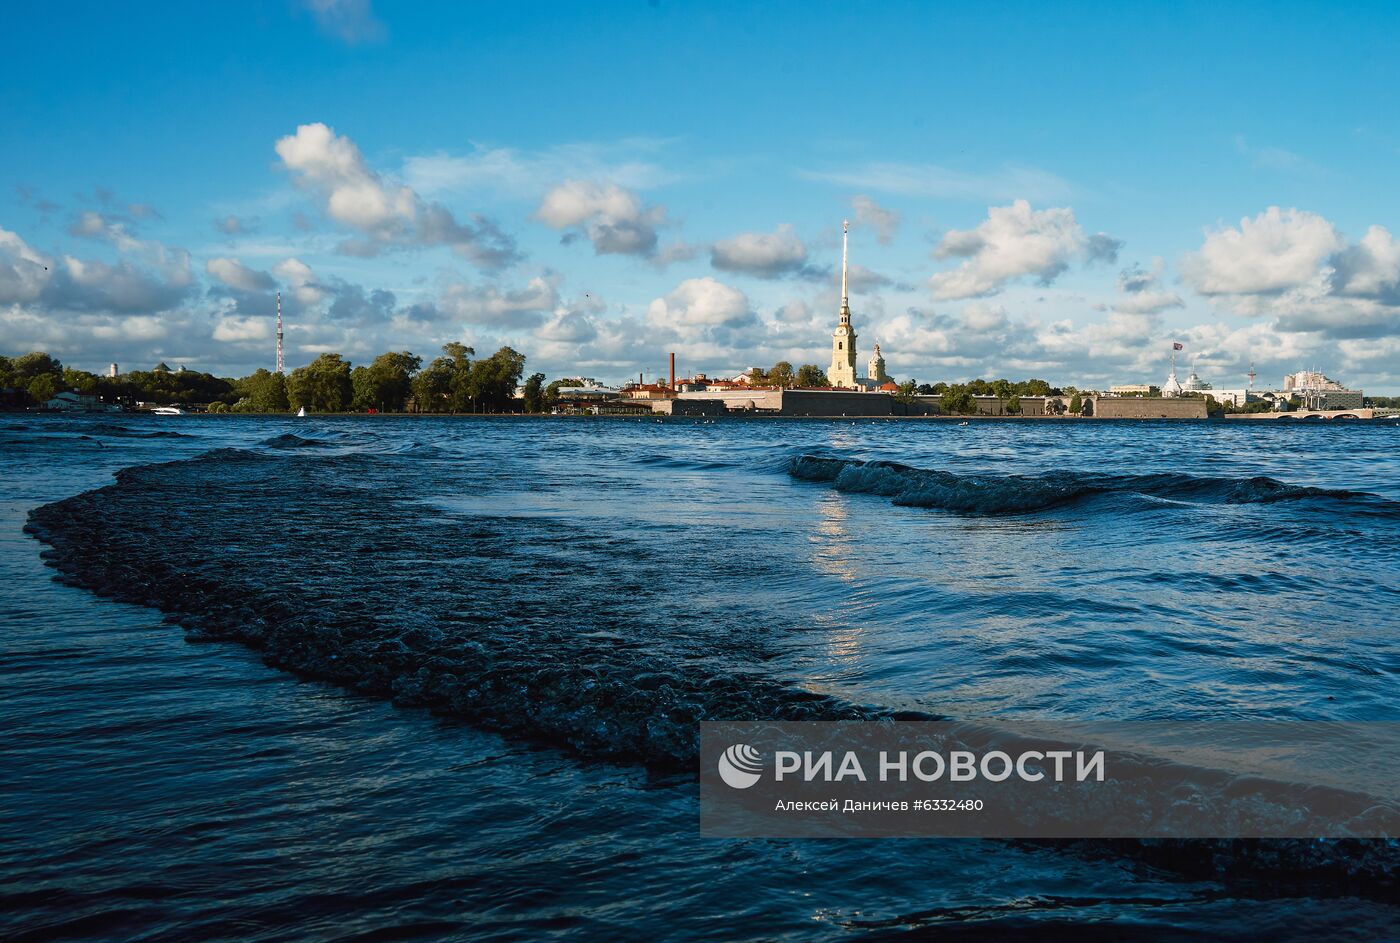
[1225,408,1375,421]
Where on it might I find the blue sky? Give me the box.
[3,0,1399,391]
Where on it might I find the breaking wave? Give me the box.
[787,454,1380,516]
[87,422,194,438]
[258,433,335,449]
[26,449,890,767]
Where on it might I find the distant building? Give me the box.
[1204,389,1259,408]
[552,386,654,415]
[45,391,116,413]
[1283,370,1344,391]
[1109,384,1154,396]
[1179,367,1212,393]
[867,344,889,385]
[1277,370,1363,409]
[829,220,859,388]
[620,382,675,401]
[1299,388,1364,410]
[108,363,119,378]
[677,373,756,393]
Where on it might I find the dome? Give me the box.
[1162,370,1183,396]
[1181,368,1212,392]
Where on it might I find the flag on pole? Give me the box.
[1173,342,1184,350]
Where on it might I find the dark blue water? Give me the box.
[2,414,1397,940]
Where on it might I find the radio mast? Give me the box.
[275,291,285,375]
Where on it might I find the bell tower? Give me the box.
[868,343,888,384]
[829,220,858,388]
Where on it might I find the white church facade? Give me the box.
[827,220,894,390]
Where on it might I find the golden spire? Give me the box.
[840,219,849,309]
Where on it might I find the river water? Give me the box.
[2,414,1397,940]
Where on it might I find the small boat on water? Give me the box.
[296,407,307,417]
[152,406,184,416]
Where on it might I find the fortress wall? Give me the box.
[779,390,896,416]
[1092,397,1207,419]
[652,398,728,416]
[675,389,785,411]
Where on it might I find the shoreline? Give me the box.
[9,409,1396,423]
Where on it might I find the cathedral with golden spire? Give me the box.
[829,220,859,388]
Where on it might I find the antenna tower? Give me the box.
[276,291,285,375]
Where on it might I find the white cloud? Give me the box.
[1182,207,1342,296]
[66,210,194,289]
[1234,136,1321,175]
[1111,260,1184,315]
[960,302,1010,332]
[214,214,257,236]
[0,228,52,304]
[851,195,900,244]
[206,257,275,293]
[1,222,193,317]
[929,201,1119,300]
[273,257,325,306]
[212,316,274,343]
[1331,225,1400,302]
[275,122,518,268]
[710,224,808,278]
[301,0,385,44]
[535,309,599,344]
[846,263,894,292]
[438,275,560,328]
[403,139,676,199]
[801,162,1072,203]
[646,277,754,333]
[535,180,667,256]
[1179,208,1400,340]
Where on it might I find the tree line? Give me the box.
[2,344,536,414]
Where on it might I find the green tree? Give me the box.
[27,373,58,405]
[466,346,527,412]
[940,388,978,415]
[795,364,830,387]
[238,369,290,412]
[442,342,476,412]
[894,380,917,404]
[10,351,63,405]
[62,367,101,395]
[352,351,421,412]
[123,366,234,406]
[767,361,796,388]
[13,351,63,383]
[287,353,353,412]
[411,357,454,412]
[522,372,547,413]
[1068,393,1083,414]
[350,365,373,411]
